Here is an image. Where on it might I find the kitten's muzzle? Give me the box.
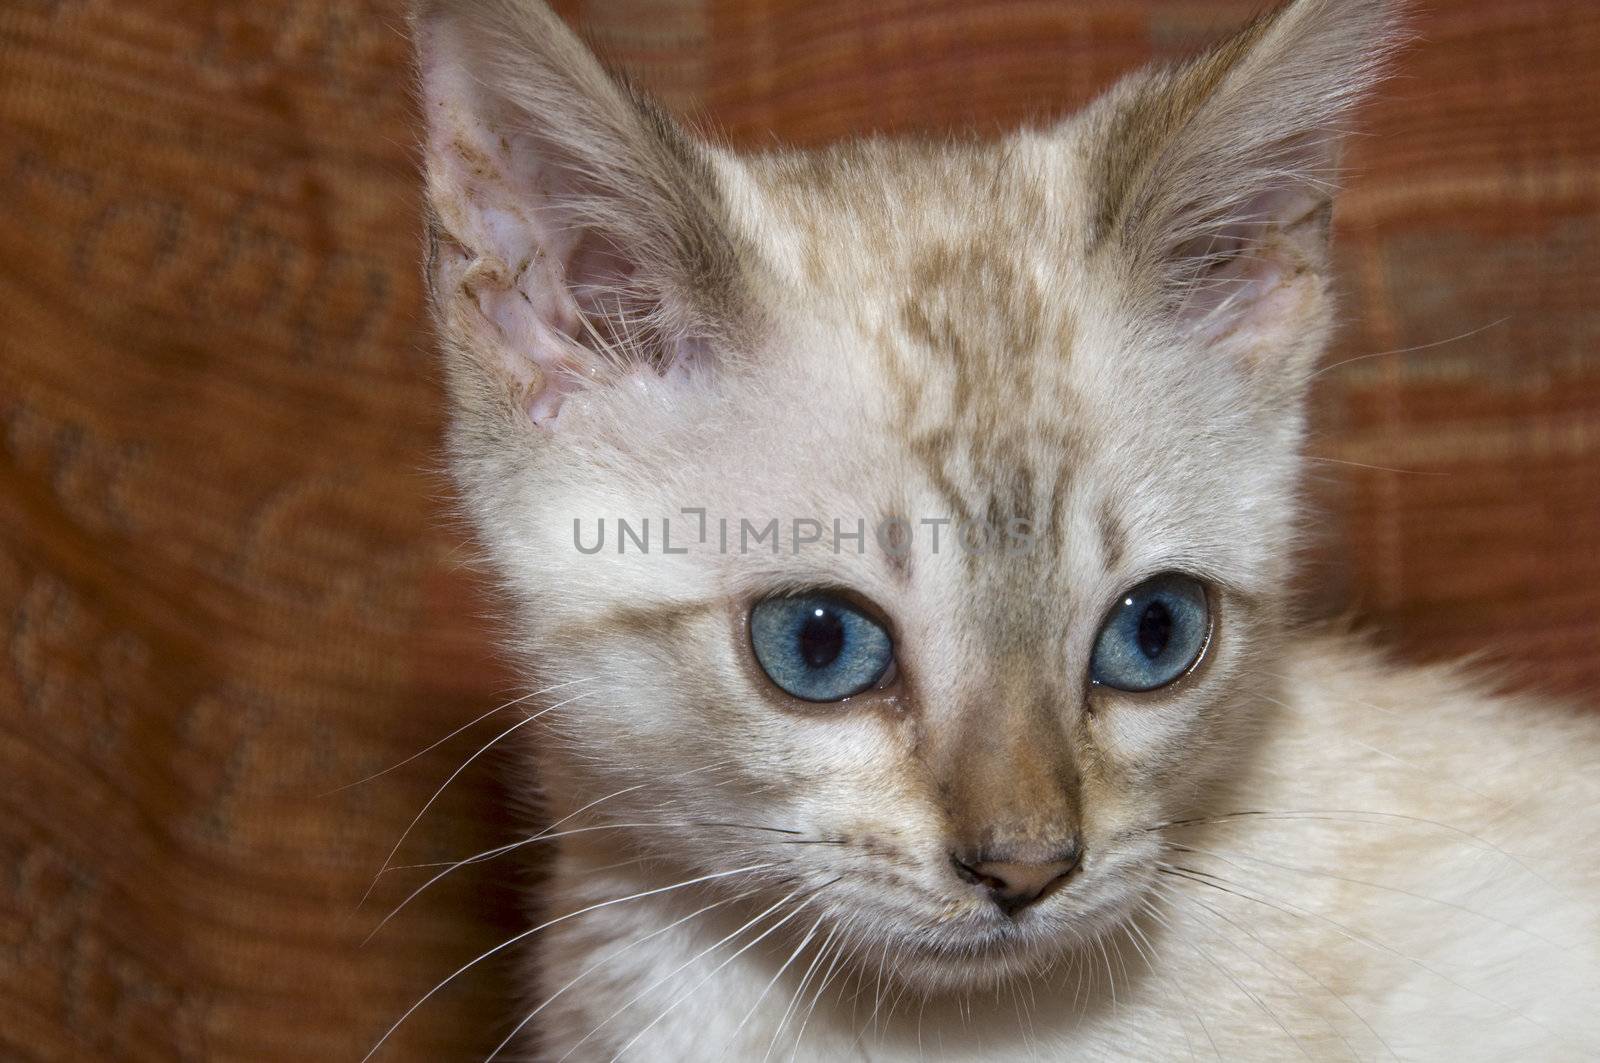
[951,838,1083,916]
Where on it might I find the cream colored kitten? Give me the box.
[403,0,1600,1059]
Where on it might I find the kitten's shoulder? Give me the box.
[1174,633,1600,1058]
[1284,631,1600,755]
[1273,631,1600,836]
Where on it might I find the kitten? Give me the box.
[408,0,1600,1059]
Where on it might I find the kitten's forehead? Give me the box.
[710,135,1295,616]
[730,135,1114,538]
[736,135,1088,315]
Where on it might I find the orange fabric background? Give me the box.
[1,1,1596,1058]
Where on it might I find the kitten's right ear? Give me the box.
[1080,0,1402,384]
[413,0,746,432]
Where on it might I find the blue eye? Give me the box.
[750,595,895,703]
[1090,574,1211,692]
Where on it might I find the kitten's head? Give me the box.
[416,0,1397,989]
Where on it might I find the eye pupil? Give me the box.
[1137,601,1172,660]
[799,608,845,668]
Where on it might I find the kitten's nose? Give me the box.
[951,840,1083,916]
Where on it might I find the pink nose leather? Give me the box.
[970,859,1075,898]
[953,842,1083,915]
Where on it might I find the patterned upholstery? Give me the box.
[1,1,1595,1057]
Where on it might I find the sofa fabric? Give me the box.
[1,1,1596,1057]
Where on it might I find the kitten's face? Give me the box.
[417,0,1392,991]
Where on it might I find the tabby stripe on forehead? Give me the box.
[1097,500,1127,571]
[906,427,975,529]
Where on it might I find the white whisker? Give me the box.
[762,921,841,1063]
[485,887,760,1061]
[361,862,777,1063]
[727,908,830,1055]
[359,687,599,907]
[1309,317,1510,381]
[323,676,598,796]
[593,883,828,1063]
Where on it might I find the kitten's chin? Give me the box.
[869,891,1148,994]
[850,855,1160,994]
[885,930,1064,992]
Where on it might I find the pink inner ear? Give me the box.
[1176,231,1289,343]
[1171,182,1326,347]
[420,20,612,426]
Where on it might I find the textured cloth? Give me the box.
[1,1,1596,1059]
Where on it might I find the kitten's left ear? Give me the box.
[1083,0,1403,379]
